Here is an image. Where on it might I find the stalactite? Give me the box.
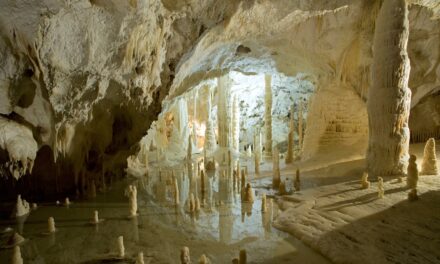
[264,74,273,156]
[232,95,240,153]
[367,0,411,179]
[285,104,295,164]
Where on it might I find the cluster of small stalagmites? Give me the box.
[361,172,370,189]
[421,138,438,175]
[15,195,30,217]
[232,249,247,264]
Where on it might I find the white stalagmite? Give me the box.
[117,236,125,258]
[264,74,273,156]
[272,146,280,189]
[48,217,56,233]
[174,177,180,205]
[232,95,240,153]
[361,172,370,189]
[407,154,419,189]
[92,210,102,224]
[128,185,138,217]
[421,138,438,175]
[217,75,232,149]
[378,177,384,199]
[198,254,209,264]
[367,0,411,179]
[285,104,295,164]
[136,252,145,264]
[11,246,23,264]
[180,247,191,264]
[15,195,30,217]
[204,88,217,154]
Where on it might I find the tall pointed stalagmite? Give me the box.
[285,104,295,164]
[217,75,232,150]
[264,74,273,156]
[421,138,438,175]
[367,0,411,179]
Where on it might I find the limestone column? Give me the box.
[285,104,295,164]
[204,88,217,154]
[217,75,232,149]
[264,74,273,156]
[232,95,240,153]
[367,0,411,179]
[192,90,198,148]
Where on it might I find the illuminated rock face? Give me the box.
[367,0,411,179]
[0,0,439,200]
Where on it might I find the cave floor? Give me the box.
[272,142,440,264]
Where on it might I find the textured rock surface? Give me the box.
[0,0,439,198]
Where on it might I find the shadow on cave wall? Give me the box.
[317,190,440,264]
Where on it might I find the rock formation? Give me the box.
[180,247,191,264]
[377,177,385,199]
[261,193,267,213]
[421,138,438,175]
[15,195,30,217]
[204,89,217,155]
[11,246,23,264]
[48,217,56,233]
[361,172,370,189]
[407,154,419,189]
[117,236,125,258]
[217,75,232,151]
[136,252,145,264]
[408,189,419,201]
[294,169,301,192]
[367,0,412,179]
[264,74,273,156]
[232,95,240,152]
[298,100,304,151]
[128,185,138,217]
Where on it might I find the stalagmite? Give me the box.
[198,254,209,264]
[180,247,191,264]
[187,134,193,164]
[174,177,180,205]
[117,236,125,258]
[189,193,195,212]
[285,104,295,164]
[232,95,240,152]
[294,169,301,192]
[261,193,267,213]
[377,177,384,199]
[136,252,145,264]
[407,154,419,189]
[367,0,411,179]
[278,180,286,195]
[361,172,370,189]
[272,146,280,189]
[254,150,260,175]
[7,232,25,247]
[128,185,138,217]
[195,197,201,212]
[193,90,198,148]
[11,246,23,264]
[64,197,70,206]
[242,183,254,203]
[92,210,104,224]
[298,100,304,151]
[421,138,438,175]
[48,217,56,233]
[246,146,252,158]
[408,189,419,201]
[264,74,273,156]
[15,195,30,217]
[241,169,246,191]
[32,203,37,210]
